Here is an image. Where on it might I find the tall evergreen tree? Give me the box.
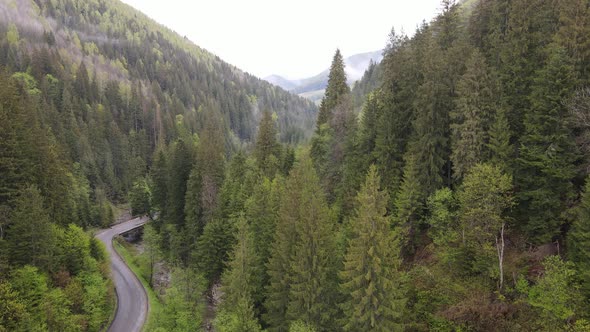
[166,139,192,228]
[568,177,590,303]
[450,49,498,180]
[150,148,169,231]
[264,167,304,331]
[340,166,405,331]
[316,49,350,128]
[216,214,262,331]
[516,45,579,243]
[254,111,281,177]
[286,156,339,330]
[6,186,53,270]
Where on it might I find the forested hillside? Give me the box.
[142,0,590,330]
[0,0,314,330]
[2,0,590,331]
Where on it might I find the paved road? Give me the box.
[96,217,149,332]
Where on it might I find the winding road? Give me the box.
[96,217,149,332]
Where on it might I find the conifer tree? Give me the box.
[6,186,52,270]
[286,156,339,330]
[166,139,192,228]
[311,50,351,192]
[316,49,350,128]
[216,214,261,332]
[487,108,512,173]
[516,45,579,243]
[450,49,498,180]
[340,165,405,331]
[568,177,590,301]
[394,152,424,256]
[255,111,281,177]
[245,176,284,307]
[150,149,168,230]
[264,171,303,331]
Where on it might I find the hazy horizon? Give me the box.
[120,0,442,79]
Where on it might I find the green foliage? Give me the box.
[192,218,235,285]
[450,49,498,180]
[519,256,583,328]
[6,186,52,270]
[215,215,262,331]
[568,177,590,304]
[129,177,151,216]
[255,111,281,177]
[316,49,350,127]
[457,163,513,278]
[516,45,579,243]
[286,156,339,330]
[340,166,405,331]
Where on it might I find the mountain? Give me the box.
[265,50,383,102]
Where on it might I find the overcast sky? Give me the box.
[120,0,443,79]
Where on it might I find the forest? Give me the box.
[1,0,590,331]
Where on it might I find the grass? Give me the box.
[113,238,163,332]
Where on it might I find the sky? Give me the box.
[120,0,443,79]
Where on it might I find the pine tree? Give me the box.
[450,49,498,180]
[316,49,350,128]
[216,214,262,331]
[340,166,405,331]
[150,149,168,230]
[255,111,281,177]
[516,45,579,243]
[6,186,53,270]
[166,139,192,228]
[286,156,339,330]
[311,49,351,194]
[487,108,512,173]
[265,163,306,331]
[394,152,425,256]
[245,176,283,308]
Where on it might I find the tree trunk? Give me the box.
[496,222,505,290]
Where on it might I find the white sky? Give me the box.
[120,0,443,79]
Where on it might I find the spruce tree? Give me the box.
[166,139,192,228]
[316,49,350,128]
[394,152,425,256]
[340,166,405,331]
[516,45,579,243]
[245,176,284,308]
[216,214,262,331]
[568,177,590,302]
[264,161,307,331]
[255,111,281,177]
[286,156,339,330]
[450,49,498,180]
[6,186,52,270]
[487,108,512,173]
[150,149,168,230]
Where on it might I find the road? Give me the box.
[96,216,149,332]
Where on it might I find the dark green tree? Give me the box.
[286,156,339,330]
[516,45,579,243]
[450,49,498,180]
[254,111,281,177]
[316,49,350,128]
[6,186,53,270]
[568,177,590,303]
[215,214,262,332]
[340,166,405,331]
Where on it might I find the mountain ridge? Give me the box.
[265,50,383,102]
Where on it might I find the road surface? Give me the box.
[96,216,149,332]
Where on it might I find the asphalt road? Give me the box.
[96,216,149,332]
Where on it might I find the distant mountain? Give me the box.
[265,50,384,102]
